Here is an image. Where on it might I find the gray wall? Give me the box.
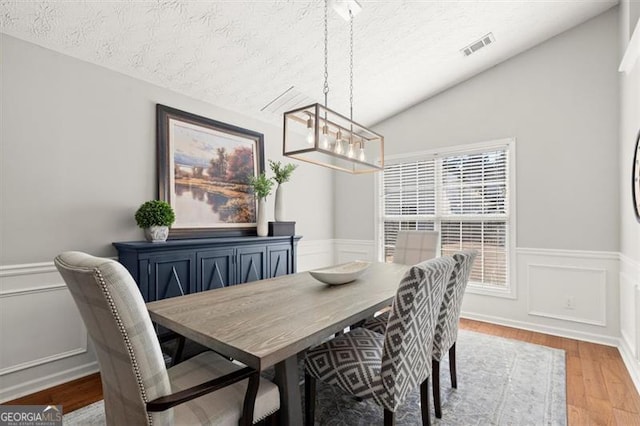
[619,0,640,262]
[335,8,620,253]
[0,34,334,265]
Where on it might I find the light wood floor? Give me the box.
[5,319,640,425]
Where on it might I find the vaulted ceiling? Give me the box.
[0,1,617,125]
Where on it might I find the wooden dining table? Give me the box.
[146,261,410,425]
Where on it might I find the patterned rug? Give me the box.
[63,329,566,425]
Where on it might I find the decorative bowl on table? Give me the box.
[309,261,372,285]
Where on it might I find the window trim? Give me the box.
[375,138,517,299]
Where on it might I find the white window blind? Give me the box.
[380,144,511,289]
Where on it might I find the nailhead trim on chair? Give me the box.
[92,267,154,426]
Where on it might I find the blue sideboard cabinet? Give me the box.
[113,236,301,303]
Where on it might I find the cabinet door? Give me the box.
[267,244,292,278]
[237,245,267,284]
[198,248,235,291]
[148,252,196,301]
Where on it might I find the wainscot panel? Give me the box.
[0,263,97,402]
[527,263,607,326]
[296,239,335,272]
[0,239,333,401]
[619,253,640,392]
[334,240,375,264]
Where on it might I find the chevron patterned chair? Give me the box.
[55,251,280,426]
[431,250,477,418]
[362,250,478,419]
[304,256,455,426]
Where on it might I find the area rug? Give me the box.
[63,329,567,425]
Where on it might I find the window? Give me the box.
[379,140,514,295]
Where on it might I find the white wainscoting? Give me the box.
[0,239,336,402]
[518,248,619,332]
[333,239,376,263]
[0,263,98,403]
[619,253,640,392]
[527,263,607,326]
[296,239,334,272]
[333,241,623,346]
[1,242,637,400]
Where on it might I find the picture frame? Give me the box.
[157,104,265,238]
[633,129,640,223]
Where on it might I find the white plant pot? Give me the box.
[257,198,268,237]
[145,226,169,242]
[274,184,285,222]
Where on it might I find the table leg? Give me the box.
[274,355,303,426]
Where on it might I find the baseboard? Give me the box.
[460,311,620,347]
[0,361,99,403]
[619,336,640,394]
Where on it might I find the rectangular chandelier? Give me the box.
[283,103,384,174]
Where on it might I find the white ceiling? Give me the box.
[0,0,617,126]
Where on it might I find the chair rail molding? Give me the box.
[0,261,58,277]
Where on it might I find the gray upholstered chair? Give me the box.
[304,257,455,426]
[431,250,477,418]
[358,230,438,331]
[55,251,280,426]
[392,230,439,265]
[352,230,439,331]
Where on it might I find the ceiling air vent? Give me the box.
[261,86,317,116]
[461,33,495,57]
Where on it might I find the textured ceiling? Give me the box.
[0,0,617,126]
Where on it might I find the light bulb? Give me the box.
[321,125,330,149]
[335,140,343,154]
[306,117,314,145]
[347,142,355,158]
[358,146,366,161]
[334,129,343,154]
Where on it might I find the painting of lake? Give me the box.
[168,118,258,229]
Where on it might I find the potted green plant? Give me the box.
[248,173,274,236]
[269,160,297,222]
[135,200,176,242]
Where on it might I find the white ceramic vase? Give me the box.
[144,226,169,242]
[257,198,268,237]
[274,184,285,222]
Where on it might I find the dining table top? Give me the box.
[146,261,410,370]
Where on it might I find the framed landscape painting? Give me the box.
[157,104,265,238]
